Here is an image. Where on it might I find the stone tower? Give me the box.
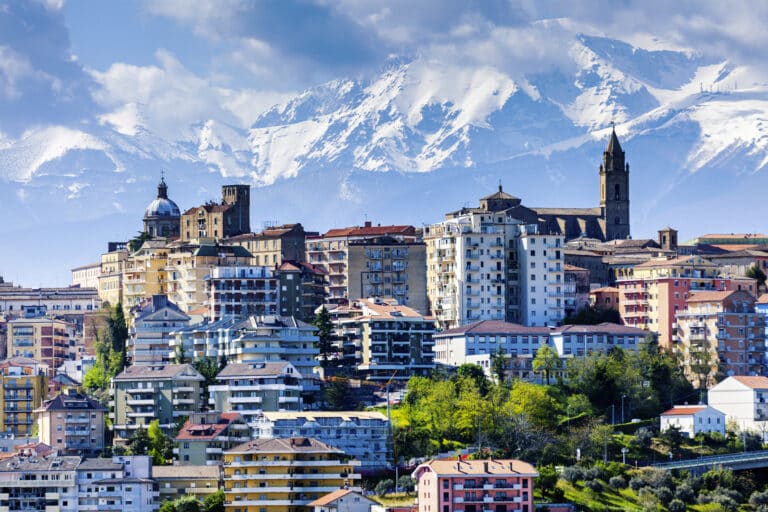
[221,184,251,236]
[599,127,630,241]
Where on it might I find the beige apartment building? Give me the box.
[7,317,75,392]
[228,223,309,267]
[306,222,427,313]
[123,240,170,313]
[35,390,106,454]
[0,357,48,436]
[98,244,128,306]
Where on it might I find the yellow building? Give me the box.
[123,240,169,314]
[0,357,48,436]
[153,465,222,503]
[98,245,128,306]
[7,317,74,394]
[223,437,360,512]
[228,223,308,267]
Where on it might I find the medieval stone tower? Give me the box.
[599,127,630,241]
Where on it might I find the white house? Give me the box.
[660,405,725,438]
[708,376,768,438]
[309,488,377,512]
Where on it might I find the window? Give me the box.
[615,183,620,200]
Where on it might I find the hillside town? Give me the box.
[3,130,768,511]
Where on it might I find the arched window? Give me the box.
[614,184,621,200]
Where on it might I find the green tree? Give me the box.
[147,419,174,465]
[455,363,489,395]
[203,489,225,512]
[397,475,416,494]
[128,426,151,455]
[536,465,558,496]
[128,231,153,253]
[491,348,507,383]
[375,478,395,496]
[747,264,767,291]
[324,378,356,410]
[662,425,683,454]
[194,356,223,400]
[313,306,334,367]
[532,344,559,385]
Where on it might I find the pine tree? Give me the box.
[313,306,334,367]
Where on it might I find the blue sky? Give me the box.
[3,1,768,286]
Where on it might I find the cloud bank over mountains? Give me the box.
[2,1,768,285]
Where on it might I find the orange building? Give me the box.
[617,255,757,348]
[676,290,766,388]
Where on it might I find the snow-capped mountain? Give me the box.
[3,32,768,285]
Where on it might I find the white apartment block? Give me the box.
[659,405,725,439]
[425,188,565,329]
[251,411,391,472]
[708,376,768,438]
[206,266,278,321]
[76,456,156,511]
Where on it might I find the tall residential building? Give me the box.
[98,243,128,306]
[277,261,327,322]
[71,262,101,289]
[209,361,304,424]
[617,255,756,348]
[129,295,190,365]
[123,240,170,313]
[206,266,277,321]
[165,242,254,314]
[77,456,157,512]
[0,281,100,319]
[181,184,251,242]
[425,192,564,329]
[222,437,361,512]
[7,317,75,390]
[333,298,435,382]
[0,357,48,436]
[564,264,591,317]
[412,459,538,512]
[35,390,107,455]
[675,290,766,388]
[306,223,427,312]
[252,411,391,472]
[110,364,205,439]
[143,176,181,238]
[228,223,309,267]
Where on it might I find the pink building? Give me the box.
[412,459,537,512]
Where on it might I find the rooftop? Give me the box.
[227,437,343,455]
[113,363,203,382]
[152,465,221,480]
[661,405,709,416]
[415,458,537,477]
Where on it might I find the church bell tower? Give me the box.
[599,126,630,241]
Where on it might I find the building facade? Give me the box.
[207,266,278,321]
[412,459,538,512]
[143,176,181,238]
[181,184,251,242]
[708,376,768,437]
[659,405,725,439]
[129,295,191,365]
[228,223,309,267]
[35,390,106,455]
[175,412,251,465]
[222,437,361,512]
[278,261,327,323]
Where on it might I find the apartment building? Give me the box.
[35,390,106,455]
[333,298,435,382]
[98,244,128,306]
[708,376,768,437]
[0,280,100,320]
[306,222,426,312]
[175,412,251,465]
[228,223,309,267]
[0,454,80,512]
[675,290,766,389]
[7,317,75,388]
[123,240,170,313]
[209,361,304,424]
[222,437,361,512]
[0,357,48,436]
[110,364,205,439]
[77,456,157,511]
[278,261,327,322]
[617,255,756,348]
[660,405,725,439]
[71,262,101,289]
[165,243,254,314]
[424,189,565,329]
[153,465,221,503]
[412,458,538,512]
[129,295,190,365]
[207,266,278,321]
[251,411,390,473]
[564,264,591,317]
[433,320,648,382]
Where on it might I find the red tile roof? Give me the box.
[308,489,359,507]
[175,412,242,441]
[731,376,768,389]
[323,225,416,238]
[686,291,734,303]
[661,405,708,416]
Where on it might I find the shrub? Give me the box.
[550,487,565,502]
[653,486,673,504]
[751,489,768,508]
[375,479,394,497]
[637,487,660,512]
[710,493,739,512]
[667,499,686,512]
[584,479,602,492]
[583,467,602,481]
[608,476,626,489]
[628,477,645,492]
[674,483,695,504]
[562,466,583,484]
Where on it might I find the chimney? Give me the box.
[364,221,372,228]
[483,461,489,473]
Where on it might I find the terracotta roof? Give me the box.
[590,286,619,293]
[308,489,364,507]
[176,413,242,441]
[227,437,343,454]
[633,255,701,268]
[730,376,768,389]
[415,458,537,477]
[661,405,708,416]
[686,291,735,303]
[697,233,768,240]
[216,361,300,379]
[183,204,231,215]
[437,320,551,337]
[564,264,588,272]
[323,225,415,238]
[758,294,768,304]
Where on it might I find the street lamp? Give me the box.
[621,447,629,465]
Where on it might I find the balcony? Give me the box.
[227,396,263,404]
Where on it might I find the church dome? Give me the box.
[144,177,181,219]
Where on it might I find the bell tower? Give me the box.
[599,126,630,241]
